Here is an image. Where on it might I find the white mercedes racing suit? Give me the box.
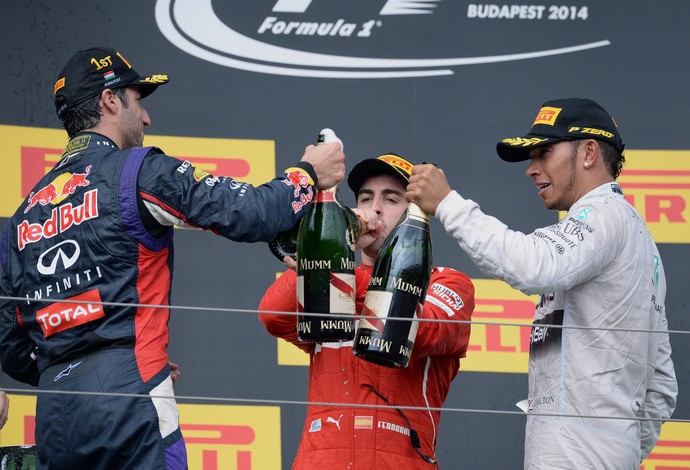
[436,182,677,469]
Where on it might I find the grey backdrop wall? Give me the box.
[1,1,688,469]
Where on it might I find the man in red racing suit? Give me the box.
[259,154,475,469]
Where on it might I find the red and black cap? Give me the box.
[347,153,413,195]
[496,98,625,162]
[54,47,169,119]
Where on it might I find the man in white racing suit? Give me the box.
[406,98,677,469]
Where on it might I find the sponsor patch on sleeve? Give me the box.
[193,167,209,181]
[283,167,314,191]
[426,282,464,317]
[308,418,322,433]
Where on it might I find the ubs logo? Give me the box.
[37,240,80,275]
[155,0,611,78]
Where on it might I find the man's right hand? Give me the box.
[301,142,345,190]
[406,164,452,216]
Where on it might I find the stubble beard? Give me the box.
[120,110,144,149]
[546,147,579,211]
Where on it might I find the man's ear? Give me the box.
[582,139,599,167]
[99,88,119,115]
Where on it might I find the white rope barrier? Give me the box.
[0,387,687,424]
[0,295,686,425]
[1,295,688,336]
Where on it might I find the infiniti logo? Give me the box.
[37,240,80,275]
[155,0,610,78]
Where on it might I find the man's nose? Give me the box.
[371,198,383,215]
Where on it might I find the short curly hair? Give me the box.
[599,140,625,179]
[59,88,129,138]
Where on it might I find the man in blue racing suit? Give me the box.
[0,46,345,469]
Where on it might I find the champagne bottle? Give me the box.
[353,202,432,367]
[268,129,350,262]
[296,129,358,342]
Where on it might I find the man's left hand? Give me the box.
[169,362,181,385]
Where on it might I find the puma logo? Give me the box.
[326,414,344,430]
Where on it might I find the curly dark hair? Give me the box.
[599,140,625,179]
[59,88,129,138]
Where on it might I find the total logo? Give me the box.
[155,0,611,78]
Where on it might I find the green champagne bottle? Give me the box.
[353,202,432,367]
[268,129,348,262]
[296,129,358,342]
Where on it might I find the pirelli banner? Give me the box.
[3,125,688,245]
[0,124,276,217]
[3,124,690,378]
[1,394,688,469]
[0,395,282,469]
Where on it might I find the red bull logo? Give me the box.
[283,169,314,213]
[283,169,311,197]
[24,166,92,214]
[61,165,91,195]
[24,183,59,213]
[17,189,99,251]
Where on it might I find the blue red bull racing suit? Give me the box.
[0,132,318,469]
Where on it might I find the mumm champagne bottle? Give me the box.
[296,129,358,342]
[353,201,432,367]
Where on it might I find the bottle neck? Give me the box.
[315,186,338,202]
[407,201,429,223]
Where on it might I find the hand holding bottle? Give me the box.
[269,129,344,263]
[405,163,452,216]
[300,128,345,190]
[296,128,357,342]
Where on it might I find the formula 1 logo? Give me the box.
[155,0,611,78]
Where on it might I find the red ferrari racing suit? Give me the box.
[258,264,474,469]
